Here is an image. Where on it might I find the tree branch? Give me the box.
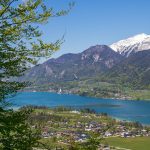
[0,0,16,17]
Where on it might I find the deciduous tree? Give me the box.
[0,0,73,149]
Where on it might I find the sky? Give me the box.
[33,0,150,58]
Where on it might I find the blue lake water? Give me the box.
[9,92,150,125]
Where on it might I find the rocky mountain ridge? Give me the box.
[21,45,123,83]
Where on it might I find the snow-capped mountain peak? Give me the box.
[110,33,150,57]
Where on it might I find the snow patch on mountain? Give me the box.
[110,33,150,57]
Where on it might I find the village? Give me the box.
[29,107,150,149]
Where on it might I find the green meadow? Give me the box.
[104,137,150,150]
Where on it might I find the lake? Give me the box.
[9,92,150,125]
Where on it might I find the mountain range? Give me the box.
[21,45,123,83]
[20,33,150,94]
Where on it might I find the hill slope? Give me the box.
[20,45,123,84]
[105,49,150,89]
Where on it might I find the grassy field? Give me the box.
[129,90,150,100]
[104,137,150,150]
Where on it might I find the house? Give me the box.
[105,131,112,137]
[121,132,132,138]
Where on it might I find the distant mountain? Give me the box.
[20,45,123,84]
[110,33,150,57]
[19,33,150,93]
[105,49,150,89]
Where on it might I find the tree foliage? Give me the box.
[0,0,73,149]
[0,108,40,150]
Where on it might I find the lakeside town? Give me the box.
[27,106,150,150]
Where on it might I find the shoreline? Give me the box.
[12,104,150,126]
[12,92,150,125]
[23,90,150,101]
